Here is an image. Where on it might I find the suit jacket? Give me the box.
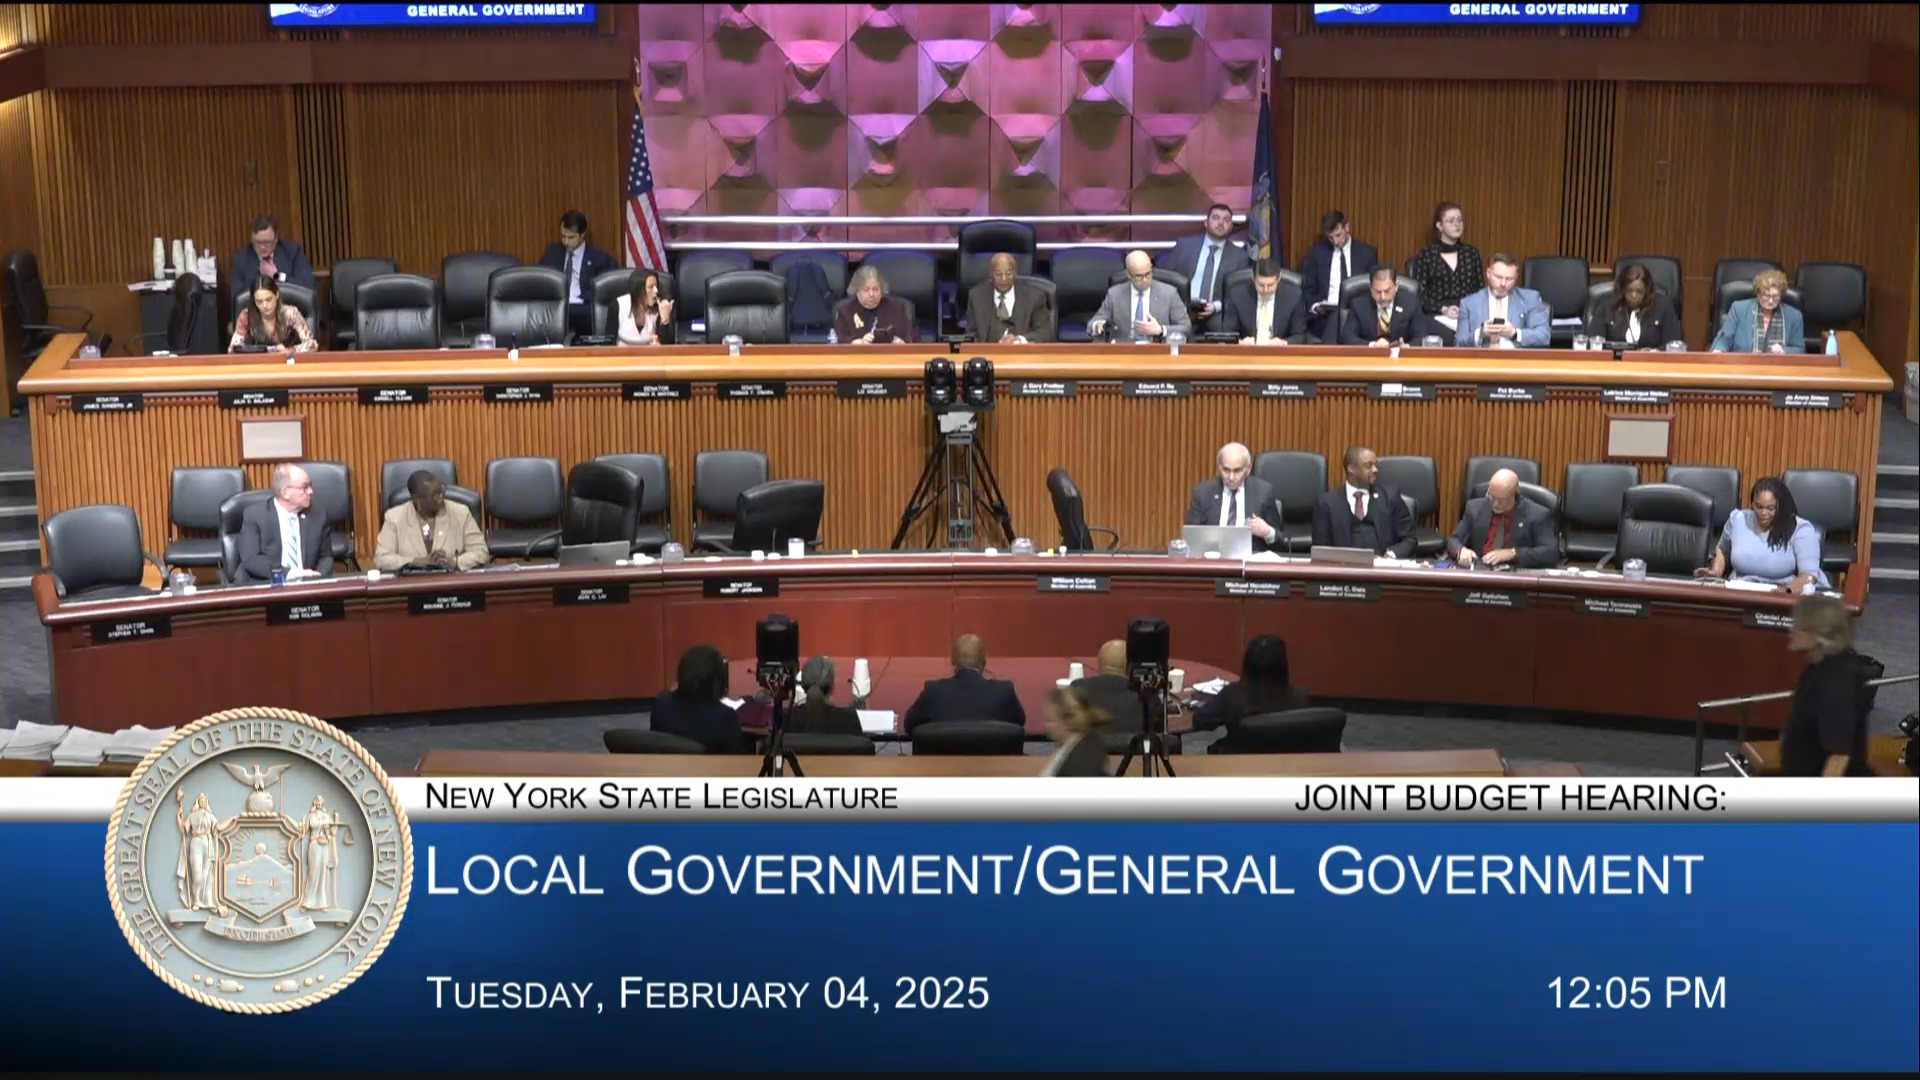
[1299,239,1381,310]
[236,497,334,583]
[1091,281,1192,342]
[650,692,752,754]
[538,242,616,306]
[1455,286,1551,348]
[1585,293,1683,350]
[1184,476,1283,553]
[1071,672,1146,734]
[229,239,315,296]
[1160,235,1251,305]
[1222,283,1311,344]
[1710,299,1807,354]
[1310,484,1417,558]
[964,281,1053,343]
[833,296,916,343]
[1447,495,1560,568]
[1340,293,1427,345]
[1044,733,1111,777]
[373,500,491,572]
[903,668,1027,733]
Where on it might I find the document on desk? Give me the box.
[856,710,897,735]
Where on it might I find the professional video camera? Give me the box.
[755,614,802,777]
[1116,617,1176,777]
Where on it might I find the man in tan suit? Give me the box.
[374,471,490,571]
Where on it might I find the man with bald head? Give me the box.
[964,252,1054,343]
[903,633,1028,733]
[1184,442,1282,551]
[1311,445,1417,558]
[1072,639,1145,733]
[1088,250,1191,343]
[235,462,334,584]
[1448,468,1560,568]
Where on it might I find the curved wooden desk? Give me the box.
[36,553,1815,732]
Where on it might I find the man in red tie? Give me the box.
[1310,445,1417,557]
[229,213,315,302]
[1449,468,1560,569]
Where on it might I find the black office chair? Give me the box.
[297,460,356,568]
[216,489,276,585]
[956,219,1037,295]
[1469,480,1561,519]
[1710,258,1783,315]
[1523,256,1593,347]
[770,252,850,343]
[1048,248,1126,341]
[671,251,753,340]
[132,273,204,356]
[1793,262,1867,350]
[605,729,707,755]
[485,266,568,347]
[275,282,321,344]
[165,466,246,572]
[1600,484,1715,575]
[440,251,521,347]
[1011,274,1058,342]
[6,249,100,398]
[1711,280,1804,336]
[1782,468,1860,577]
[1253,450,1326,554]
[587,268,635,337]
[594,453,672,554]
[42,504,163,600]
[1664,466,1740,533]
[1376,455,1443,557]
[710,479,824,554]
[779,733,876,757]
[1613,254,1683,320]
[691,450,769,552]
[856,251,940,341]
[1462,456,1542,507]
[327,257,396,350]
[382,459,458,511]
[354,274,441,350]
[1046,467,1118,552]
[531,460,644,553]
[911,720,1026,756]
[1561,463,1640,564]
[1331,273,1423,345]
[1207,708,1347,755]
[704,270,789,345]
[483,456,566,558]
[1106,266,1193,293]
[444,484,483,520]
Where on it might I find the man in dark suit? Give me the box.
[1340,266,1426,346]
[1310,445,1417,558]
[963,253,1054,343]
[1184,442,1282,552]
[236,462,334,584]
[1222,258,1311,345]
[903,635,1027,733]
[1448,468,1560,569]
[1071,640,1144,733]
[538,209,617,337]
[1298,210,1380,341]
[229,213,315,301]
[1159,203,1250,333]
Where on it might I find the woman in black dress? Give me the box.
[1408,201,1483,345]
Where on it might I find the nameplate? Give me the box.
[1772,391,1843,410]
[624,381,692,401]
[1743,609,1795,630]
[1307,582,1380,601]
[1453,589,1528,610]
[1601,387,1671,406]
[1580,597,1648,618]
[1251,380,1317,399]
[1477,384,1547,403]
[360,385,429,405]
[704,578,779,598]
[72,393,144,413]
[219,389,288,409]
[90,616,171,644]
[1010,380,1076,397]
[1368,383,1432,401]
[1122,380,1191,398]
[266,599,345,625]
[1037,575,1109,593]
[717,381,787,400]
[1216,578,1289,599]
[408,592,485,614]
[836,379,907,399]
[555,583,630,606]
[484,383,554,403]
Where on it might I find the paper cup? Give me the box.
[1055,678,1072,689]
[1168,668,1186,694]
[1067,662,1085,681]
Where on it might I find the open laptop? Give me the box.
[556,540,631,567]
[1309,545,1376,566]
[1182,524,1253,560]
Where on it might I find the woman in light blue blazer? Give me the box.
[1710,268,1805,354]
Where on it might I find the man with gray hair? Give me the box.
[1447,467,1558,568]
[235,462,333,584]
[1184,442,1280,551]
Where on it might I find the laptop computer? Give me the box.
[1182,524,1253,559]
[556,540,631,567]
[1308,545,1376,566]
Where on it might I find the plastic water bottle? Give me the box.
[827,327,837,345]
[1824,330,1839,356]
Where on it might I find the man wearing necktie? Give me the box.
[1088,251,1191,343]
[1340,267,1426,346]
[1300,210,1381,341]
[1224,259,1308,346]
[1163,203,1249,332]
[235,463,335,584]
[1310,446,1417,558]
[1183,442,1281,551]
[539,210,615,338]
[229,213,315,311]
[963,253,1054,343]
[1449,468,1560,568]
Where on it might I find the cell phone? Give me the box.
[1311,302,1336,314]
[1489,317,1507,325]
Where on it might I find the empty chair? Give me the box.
[483,457,566,558]
[165,466,246,571]
[42,504,163,600]
[1206,707,1347,755]
[671,251,752,338]
[440,251,520,347]
[132,273,204,356]
[1782,468,1860,575]
[217,489,276,585]
[691,450,769,552]
[1375,455,1443,557]
[5,249,101,402]
[714,479,823,553]
[704,270,789,345]
[594,453,671,554]
[1522,256,1593,346]
[1612,255,1682,318]
[1254,450,1327,554]
[957,219,1036,295]
[485,266,568,346]
[1710,258,1783,322]
[1793,262,1868,348]
[297,460,356,566]
[1046,467,1118,552]
[382,459,457,511]
[911,720,1027,756]
[354,273,441,350]
[604,730,707,755]
[1049,248,1126,341]
[1561,463,1640,563]
[327,256,396,349]
[1601,484,1715,575]
[1462,455,1541,506]
[769,251,849,342]
[1664,465,1740,532]
[531,460,644,551]
[779,733,876,757]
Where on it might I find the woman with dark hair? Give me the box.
[1407,201,1483,343]
[1778,595,1872,776]
[649,644,750,752]
[228,275,317,353]
[1191,635,1312,751]
[1585,263,1682,350]
[1694,476,1828,593]
[788,655,864,736]
[617,268,676,345]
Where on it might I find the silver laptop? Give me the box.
[557,540,631,567]
[1182,524,1253,559]
[1309,545,1376,566]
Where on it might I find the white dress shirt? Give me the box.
[564,247,584,304]
[1256,295,1274,345]
[616,294,658,345]
[1345,483,1370,522]
[1625,309,1641,345]
[994,288,1025,342]
[278,503,303,571]
[1188,240,1226,302]
[1218,485,1245,527]
[1325,242,1351,306]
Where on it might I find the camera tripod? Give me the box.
[1113,671,1177,777]
[755,668,804,778]
[891,411,1014,550]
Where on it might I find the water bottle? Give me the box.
[1824,330,1839,356]
[827,327,837,345]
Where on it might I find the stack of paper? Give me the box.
[1191,678,1230,696]
[1,721,73,760]
[104,725,174,764]
[856,710,897,736]
[52,729,115,768]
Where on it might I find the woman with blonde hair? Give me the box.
[1710,268,1804,354]
[1042,686,1112,777]
[1779,595,1871,776]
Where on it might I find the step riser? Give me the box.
[1873,504,1918,532]
[1878,473,1919,499]
[0,548,41,571]
[0,514,36,543]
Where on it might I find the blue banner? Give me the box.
[267,4,596,28]
[1311,3,1642,26]
[2,821,1913,1072]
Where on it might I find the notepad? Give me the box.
[856,711,898,735]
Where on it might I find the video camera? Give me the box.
[1126,617,1169,689]
[755,614,800,688]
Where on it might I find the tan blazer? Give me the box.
[374,500,491,571]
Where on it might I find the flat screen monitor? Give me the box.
[1310,4,1640,27]
[268,4,597,28]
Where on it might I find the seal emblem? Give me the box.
[104,708,411,1013]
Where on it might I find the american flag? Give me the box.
[623,59,669,272]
